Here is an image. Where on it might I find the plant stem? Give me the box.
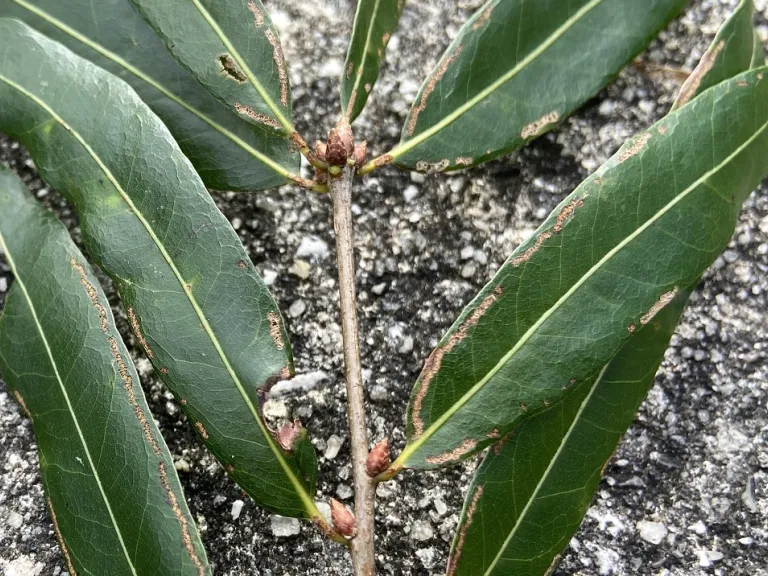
[329,165,376,576]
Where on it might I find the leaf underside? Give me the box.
[0,0,298,191]
[446,286,690,576]
[672,0,756,110]
[398,67,768,471]
[0,168,209,576]
[0,19,319,519]
[340,0,405,122]
[391,0,688,172]
[130,0,293,135]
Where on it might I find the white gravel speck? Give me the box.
[231,499,244,521]
[288,299,307,318]
[324,435,344,460]
[410,519,434,541]
[636,520,668,545]
[403,185,419,202]
[269,371,329,397]
[7,510,23,528]
[2,556,44,576]
[296,236,329,259]
[270,515,300,538]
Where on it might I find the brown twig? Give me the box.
[329,165,376,576]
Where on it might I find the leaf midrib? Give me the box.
[399,103,768,466]
[10,0,295,182]
[0,231,139,576]
[389,0,604,162]
[344,0,382,117]
[481,364,608,576]
[0,71,319,519]
[188,0,293,133]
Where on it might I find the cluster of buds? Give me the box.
[312,118,367,182]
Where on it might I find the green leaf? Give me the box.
[393,67,768,471]
[340,0,405,122]
[130,0,294,136]
[0,19,328,525]
[0,168,210,576]
[0,0,299,191]
[445,286,691,576]
[376,0,687,173]
[752,30,766,68]
[672,0,755,110]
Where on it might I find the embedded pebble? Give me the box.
[318,58,343,78]
[410,519,434,541]
[231,499,244,521]
[370,385,389,402]
[269,370,329,397]
[262,269,278,285]
[263,399,288,420]
[296,236,329,259]
[315,501,332,525]
[270,515,301,538]
[698,549,724,568]
[403,185,419,202]
[324,435,344,460]
[398,336,414,354]
[636,520,668,545]
[288,259,311,279]
[723,249,739,263]
[8,510,23,528]
[288,299,307,318]
[336,484,353,500]
[2,556,43,576]
[410,171,426,184]
[415,547,437,569]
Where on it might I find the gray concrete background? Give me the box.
[1,0,767,574]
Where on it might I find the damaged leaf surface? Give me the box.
[391,0,687,172]
[446,286,690,576]
[0,0,297,191]
[672,0,756,110]
[398,67,768,470]
[130,0,293,135]
[340,0,405,122]
[0,20,319,519]
[0,168,209,576]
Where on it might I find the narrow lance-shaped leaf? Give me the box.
[446,285,691,576]
[751,31,766,68]
[672,0,756,110]
[340,0,405,122]
[0,20,332,529]
[390,67,768,472]
[0,0,299,191]
[0,168,210,576]
[362,0,687,174]
[130,0,295,137]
